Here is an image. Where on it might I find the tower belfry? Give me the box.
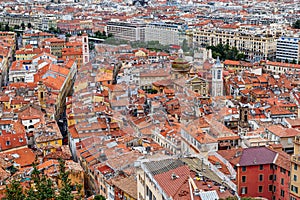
[238,97,250,136]
[211,57,223,97]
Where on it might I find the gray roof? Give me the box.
[144,159,185,176]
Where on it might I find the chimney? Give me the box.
[171,173,179,180]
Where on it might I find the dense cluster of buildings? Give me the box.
[0,0,300,62]
[0,31,90,198]
[0,0,300,200]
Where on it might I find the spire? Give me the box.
[213,56,222,68]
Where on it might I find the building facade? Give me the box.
[145,22,182,45]
[193,29,277,61]
[106,21,146,41]
[291,136,300,200]
[276,37,300,63]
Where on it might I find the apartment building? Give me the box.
[106,21,146,41]
[22,32,55,48]
[42,37,66,57]
[193,28,276,61]
[57,19,93,34]
[291,136,300,200]
[145,22,182,45]
[218,146,291,200]
[136,158,235,200]
[262,60,300,75]
[276,36,300,63]
[0,13,41,28]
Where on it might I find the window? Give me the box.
[241,187,247,194]
[294,164,298,171]
[281,178,284,185]
[259,174,263,181]
[291,185,298,194]
[242,176,246,182]
[274,175,277,181]
[259,186,263,193]
[281,189,285,197]
[269,185,273,192]
[260,165,264,170]
[217,70,221,79]
[6,141,10,146]
[242,166,246,172]
[269,175,273,180]
[294,175,297,182]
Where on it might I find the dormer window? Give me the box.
[6,141,10,146]
[19,138,23,143]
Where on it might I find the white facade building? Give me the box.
[276,36,300,63]
[106,21,146,41]
[145,22,182,45]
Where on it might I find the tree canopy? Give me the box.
[293,20,300,29]
[4,159,82,200]
[206,43,245,61]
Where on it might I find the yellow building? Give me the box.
[16,45,49,60]
[34,121,63,155]
[43,37,65,57]
[290,136,300,200]
[193,28,276,60]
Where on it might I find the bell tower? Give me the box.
[238,99,250,136]
[38,81,47,108]
[211,57,223,97]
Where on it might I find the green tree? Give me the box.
[14,25,20,30]
[181,39,189,52]
[27,23,32,29]
[56,159,74,200]
[94,194,106,200]
[4,180,25,200]
[207,44,245,61]
[65,33,72,38]
[293,20,300,29]
[29,164,55,200]
[21,22,25,30]
[5,24,10,31]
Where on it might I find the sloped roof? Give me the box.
[154,165,190,198]
[144,159,185,176]
[238,146,277,166]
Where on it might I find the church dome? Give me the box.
[172,57,191,70]
[171,49,192,73]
